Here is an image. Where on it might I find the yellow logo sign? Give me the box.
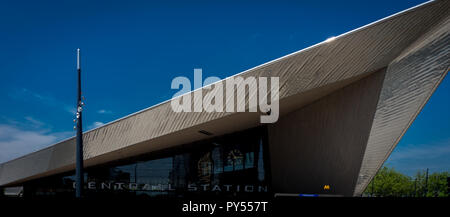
[323,185,330,190]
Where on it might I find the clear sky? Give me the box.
[0,0,448,176]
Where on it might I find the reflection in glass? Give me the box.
[22,127,268,198]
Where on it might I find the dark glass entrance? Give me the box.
[22,127,270,198]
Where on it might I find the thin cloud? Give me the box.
[0,123,73,164]
[87,121,105,130]
[64,105,77,115]
[2,116,52,133]
[389,139,450,161]
[24,116,45,129]
[385,138,450,175]
[8,88,76,115]
[97,109,112,114]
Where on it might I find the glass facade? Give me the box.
[22,127,270,198]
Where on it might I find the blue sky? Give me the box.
[0,0,448,176]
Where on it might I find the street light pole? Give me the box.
[75,48,84,198]
[424,168,429,197]
[414,178,417,197]
[371,176,374,197]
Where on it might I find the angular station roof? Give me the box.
[0,0,449,196]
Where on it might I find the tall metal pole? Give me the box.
[414,178,417,197]
[371,176,374,197]
[424,168,429,197]
[75,48,84,198]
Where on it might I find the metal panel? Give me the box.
[268,70,385,196]
[354,14,450,195]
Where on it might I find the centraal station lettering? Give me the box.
[73,182,268,193]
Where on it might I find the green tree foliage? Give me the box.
[363,167,449,197]
[426,171,449,197]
